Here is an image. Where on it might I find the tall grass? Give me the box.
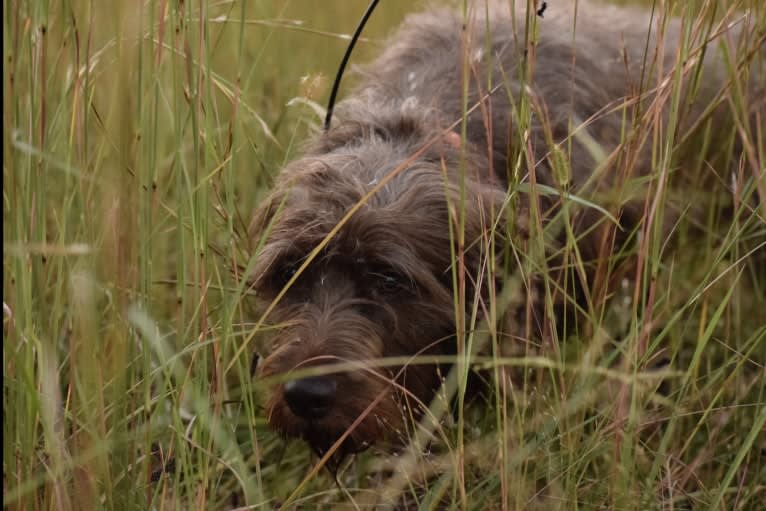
[3,0,764,509]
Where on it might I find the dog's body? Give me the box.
[251,1,760,456]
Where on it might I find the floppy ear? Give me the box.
[440,139,525,260]
[245,185,298,293]
[248,185,293,245]
[440,153,510,281]
[444,153,548,344]
[247,202,273,261]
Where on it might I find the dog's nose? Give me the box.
[283,376,337,419]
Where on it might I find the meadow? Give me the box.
[3,0,765,509]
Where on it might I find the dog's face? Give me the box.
[251,133,502,457]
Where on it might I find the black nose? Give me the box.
[283,376,337,419]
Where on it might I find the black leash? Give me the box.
[324,0,380,131]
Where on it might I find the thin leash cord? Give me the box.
[323,0,380,131]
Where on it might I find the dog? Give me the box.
[249,0,762,459]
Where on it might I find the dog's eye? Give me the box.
[271,263,298,289]
[380,274,400,293]
[283,265,298,280]
[371,270,412,296]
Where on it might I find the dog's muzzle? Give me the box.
[283,375,338,420]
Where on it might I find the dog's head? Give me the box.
[250,110,507,457]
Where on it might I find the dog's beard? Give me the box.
[264,370,403,458]
[256,293,456,459]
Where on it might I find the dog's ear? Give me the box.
[462,177,515,260]
[248,195,277,242]
[441,143,517,250]
[440,159,510,271]
[246,184,295,261]
[449,171,545,346]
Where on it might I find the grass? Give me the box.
[3,0,765,509]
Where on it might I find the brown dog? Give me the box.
[249,1,760,458]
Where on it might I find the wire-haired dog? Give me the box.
[249,1,762,459]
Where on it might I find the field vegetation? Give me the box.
[3,0,765,509]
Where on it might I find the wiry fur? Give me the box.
[250,1,762,457]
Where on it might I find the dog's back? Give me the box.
[340,1,759,193]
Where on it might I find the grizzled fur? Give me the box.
[250,1,761,456]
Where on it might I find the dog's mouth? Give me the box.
[270,405,395,463]
[265,373,407,459]
[300,423,371,459]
